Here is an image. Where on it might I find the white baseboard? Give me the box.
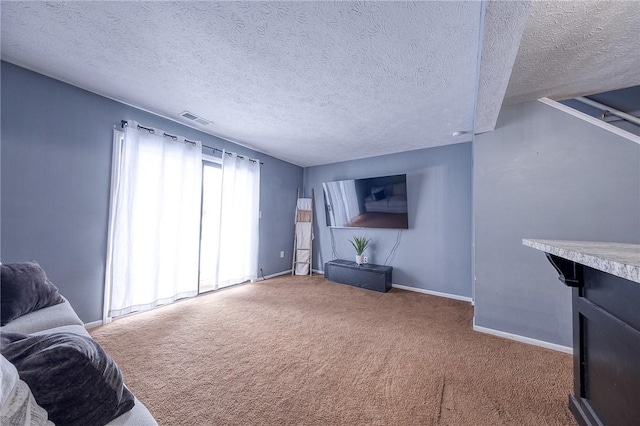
[84,320,103,330]
[392,283,473,303]
[473,318,573,354]
[260,269,293,280]
[272,269,325,278]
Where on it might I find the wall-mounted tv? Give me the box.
[322,174,408,229]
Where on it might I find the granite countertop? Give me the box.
[523,239,640,284]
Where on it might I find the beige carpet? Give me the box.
[91,275,576,425]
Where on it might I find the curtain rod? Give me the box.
[202,145,263,165]
[121,120,263,164]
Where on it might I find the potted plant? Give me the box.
[349,236,371,265]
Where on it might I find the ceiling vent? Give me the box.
[180,111,211,126]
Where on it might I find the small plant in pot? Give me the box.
[349,236,371,265]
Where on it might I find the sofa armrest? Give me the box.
[0,298,84,335]
[105,396,157,426]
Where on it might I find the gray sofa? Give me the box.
[363,182,408,214]
[0,297,157,425]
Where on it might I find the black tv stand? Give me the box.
[324,259,392,293]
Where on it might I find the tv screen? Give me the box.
[322,174,408,229]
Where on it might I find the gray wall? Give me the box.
[474,100,640,347]
[1,61,303,323]
[304,143,473,298]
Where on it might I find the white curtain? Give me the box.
[104,121,202,321]
[214,151,260,289]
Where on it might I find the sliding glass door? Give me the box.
[199,152,260,293]
[199,160,222,293]
[105,126,260,321]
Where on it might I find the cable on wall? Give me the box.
[330,227,339,260]
[383,230,403,266]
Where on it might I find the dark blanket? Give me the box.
[1,332,135,426]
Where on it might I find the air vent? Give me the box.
[180,111,211,126]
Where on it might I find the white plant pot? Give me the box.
[355,255,364,265]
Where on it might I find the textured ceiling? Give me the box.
[504,0,640,105]
[1,1,638,166]
[1,1,481,167]
[475,0,531,134]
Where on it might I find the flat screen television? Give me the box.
[322,174,408,229]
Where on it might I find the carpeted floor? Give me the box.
[91,275,576,425]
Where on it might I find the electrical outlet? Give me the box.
[363,256,368,264]
[280,251,285,258]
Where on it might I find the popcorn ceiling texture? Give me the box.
[504,0,640,106]
[0,1,480,167]
[2,1,637,165]
[475,0,531,134]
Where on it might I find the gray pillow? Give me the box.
[0,261,65,326]
[1,332,135,426]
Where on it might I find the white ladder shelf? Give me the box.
[292,188,314,276]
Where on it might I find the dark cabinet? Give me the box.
[546,254,640,426]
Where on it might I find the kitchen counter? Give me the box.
[523,239,640,283]
[524,238,640,426]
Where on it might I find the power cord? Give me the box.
[383,230,403,266]
[330,227,339,259]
